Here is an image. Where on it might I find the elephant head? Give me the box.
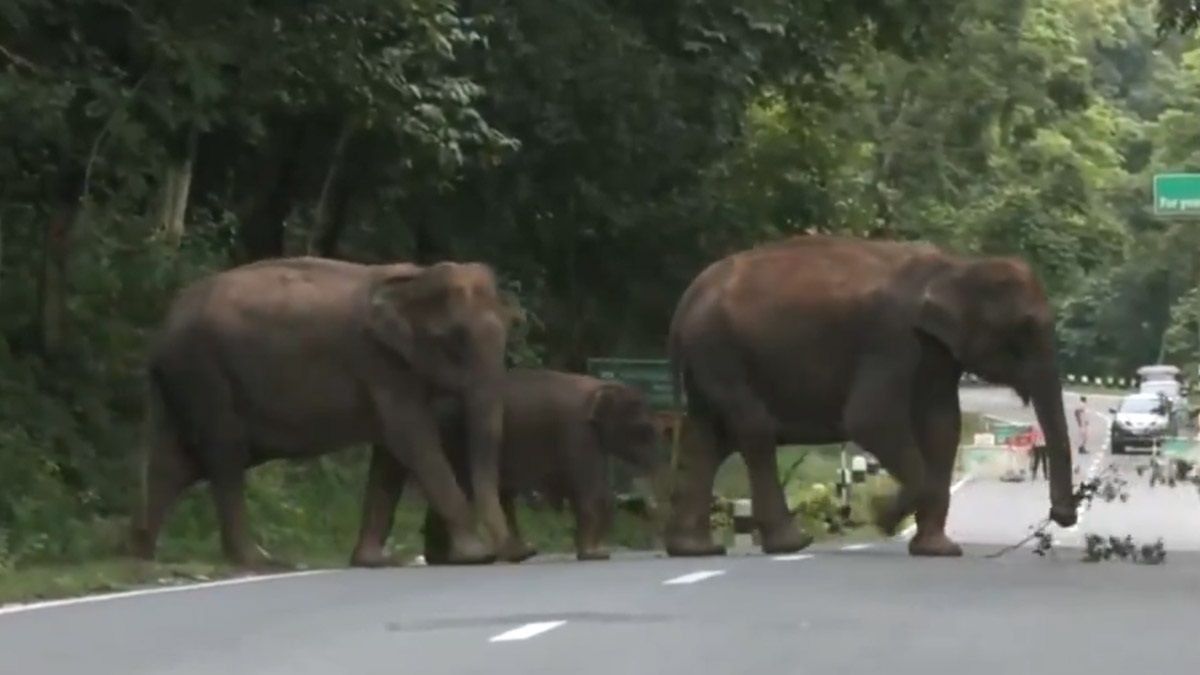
[917,256,1077,528]
[366,262,515,389]
[366,261,519,549]
[589,383,663,473]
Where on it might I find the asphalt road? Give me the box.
[3,386,1200,674]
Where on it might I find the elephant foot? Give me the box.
[908,532,963,557]
[576,547,611,561]
[760,522,814,555]
[1049,504,1078,528]
[497,538,538,563]
[665,531,727,557]
[444,533,498,565]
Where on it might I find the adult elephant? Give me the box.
[129,257,531,567]
[664,234,1078,558]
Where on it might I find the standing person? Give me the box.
[1029,443,1049,480]
[1074,395,1089,455]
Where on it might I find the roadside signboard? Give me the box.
[1153,173,1200,216]
[585,357,682,411]
[989,421,1032,444]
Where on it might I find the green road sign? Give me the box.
[585,357,682,411]
[1153,173,1200,216]
[987,421,1032,444]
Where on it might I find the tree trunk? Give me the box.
[159,128,198,248]
[307,119,355,256]
[237,121,307,262]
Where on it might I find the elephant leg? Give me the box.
[499,490,536,560]
[732,409,812,555]
[192,411,274,568]
[909,364,963,557]
[664,413,731,557]
[350,444,408,567]
[131,430,198,560]
[463,395,532,563]
[209,467,277,569]
[844,363,927,537]
[374,389,494,565]
[573,493,613,561]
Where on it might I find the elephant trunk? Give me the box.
[1029,362,1078,527]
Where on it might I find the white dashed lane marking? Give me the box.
[489,621,566,643]
[662,570,726,585]
[840,543,872,551]
[772,554,814,562]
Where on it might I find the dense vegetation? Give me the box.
[2,0,1199,574]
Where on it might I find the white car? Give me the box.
[1109,393,1171,454]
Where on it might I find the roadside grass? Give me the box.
[0,446,661,605]
[1,414,986,606]
[0,559,234,605]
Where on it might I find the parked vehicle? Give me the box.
[1136,364,1182,396]
[1109,393,1172,454]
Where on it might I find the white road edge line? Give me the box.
[896,474,972,539]
[662,570,725,585]
[0,569,334,618]
[841,543,872,551]
[489,620,566,643]
[772,553,814,562]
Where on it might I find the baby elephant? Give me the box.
[425,368,664,562]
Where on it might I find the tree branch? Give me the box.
[0,43,40,72]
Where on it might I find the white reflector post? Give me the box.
[850,455,868,483]
[732,498,753,550]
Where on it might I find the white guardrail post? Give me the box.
[732,498,753,549]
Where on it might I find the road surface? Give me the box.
[3,386,1199,674]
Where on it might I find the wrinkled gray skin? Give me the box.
[665,235,1078,558]
[129,257,531,568]
[414,369,665,562]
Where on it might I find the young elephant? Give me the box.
[423,369,665,562]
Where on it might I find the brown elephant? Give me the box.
[129,256,532,567]
[664,234,1078,558]
[416,369,665,562]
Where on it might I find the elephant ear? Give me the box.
[366,264,427,364]
[916,266,968,361]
